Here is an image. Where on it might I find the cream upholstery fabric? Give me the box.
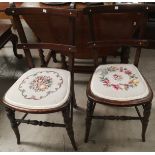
[91,64,149,101]
[4,68,70,109]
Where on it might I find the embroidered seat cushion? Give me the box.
[4,68,70,109]
[90,64,149,101]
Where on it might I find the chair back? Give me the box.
[144,4,155,47]
[5,5,77,72]
[83,4,149,67]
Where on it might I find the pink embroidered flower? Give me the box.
[103,79,110,86]
[112,84,122,90]
[124,70,132,75]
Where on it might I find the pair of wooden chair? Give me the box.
[2,4,153,151]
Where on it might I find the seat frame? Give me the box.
[83,4,154,143]
[3,6,78,150]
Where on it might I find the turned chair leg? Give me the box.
[62,105,77,151]
[102,56,107,64]
[10,34,23,59]
[61,54,68,69]
[50,50,58,63]
[39,49,47,67]
[85,99,96,143]
[142,102,152,142]
[121,46,130,63]
[5,107,20,144]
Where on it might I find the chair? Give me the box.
[3,7,77,150]
[0,22,22,59]
[83,5,153,142]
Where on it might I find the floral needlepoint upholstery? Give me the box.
[91,64,149,101]
[4,68,71,109]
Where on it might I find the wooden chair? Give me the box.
[0,22,22,59]
[83,5,153,143]
[3,7,77,150]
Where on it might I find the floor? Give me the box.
[0,21,155,152]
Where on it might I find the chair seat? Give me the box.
[90,64,149,101]
[4,68,71,110]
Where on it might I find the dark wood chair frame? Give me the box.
[7,3,78,108]
[83,5,154,143]
[3,7,78,150]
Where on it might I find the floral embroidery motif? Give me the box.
[19,71,63,100]
[29,76,52,92]
[113,74,123,81]
[100,66,139,90]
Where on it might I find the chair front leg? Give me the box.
[5,107,20,144]
[142,102,152,142]
[62,105,77,151]
[85,99,96,143]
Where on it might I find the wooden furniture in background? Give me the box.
[0,2,22,29]
[0,23,22,58]
[83,5,153,143]
[14,2,135,73]
[0,2,22,18]
[3,7,78,150]
[144,4,155,49]
[2,3,155,72]
[0,3,11,19]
